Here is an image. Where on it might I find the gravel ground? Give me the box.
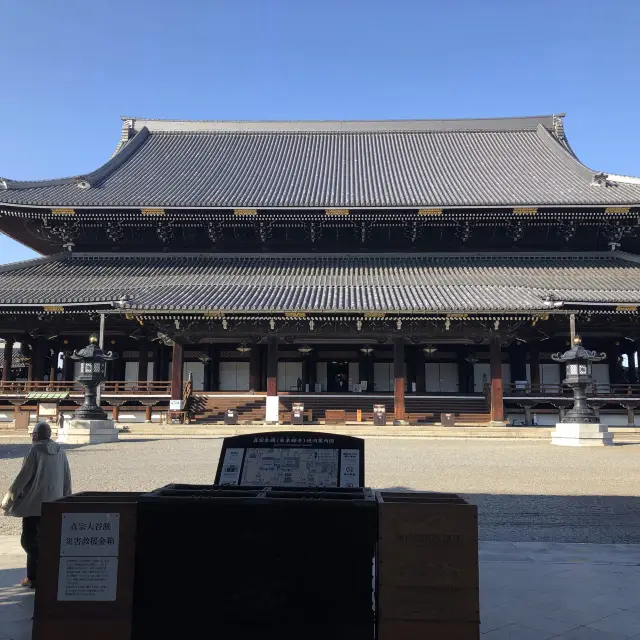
[1,436,639,542]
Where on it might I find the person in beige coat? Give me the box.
[1,421,72,587]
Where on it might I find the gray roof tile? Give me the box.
[1,252,640,312]
[2,116,640,208]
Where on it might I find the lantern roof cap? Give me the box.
[70,337,118,362]
[551,335,606,363]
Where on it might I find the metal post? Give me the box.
[96,314,105,405]
[569,314,576,344]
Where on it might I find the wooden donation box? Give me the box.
[32,492,142,640]
[377,491,480,640]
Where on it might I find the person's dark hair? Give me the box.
[32,421,52,442]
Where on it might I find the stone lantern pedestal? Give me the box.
[551,422,613,447]
[57,335,119,445]
[550,336,613,447]
[58,418,119,445]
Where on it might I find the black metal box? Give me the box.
[132,485,377,640]
[224,408,238,425]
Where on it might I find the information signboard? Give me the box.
[57,512,120,601]
[214,431,365,488]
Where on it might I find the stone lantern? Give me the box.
[71,334,118,420]
[550,336,612,446]
[58,335,120,444]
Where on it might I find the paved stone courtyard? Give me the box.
[2,537,640,639]
[1,436,640,638]
[1,436,639,541]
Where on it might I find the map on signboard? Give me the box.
[240,447,340,487]
[214,432,366,488]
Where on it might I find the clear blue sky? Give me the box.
[1,0,639,264]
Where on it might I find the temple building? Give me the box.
[2,114,640,426]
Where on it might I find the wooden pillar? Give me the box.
[308,350,318,391]
[159,344,170,381]
[61,345,73,381]
[209,345,219,392]
[145,405,153,423]
[490,333,504,424]
[415,347,426,394]
[2,337,14,383]
[115,356,126,382]
[112,405,120,422]
[266,337,279,422]
[33,339,46,383]
[266,338,278,397]
[138,339,149,383]
[249,346,262,392]
[457,348,472,394]
[509,342,527,384]
[202,346,212,392]
[609,341,622,385]
[301,354,309,392]
[393,337,406,423]
[151,343,161,381]
[626,347,637,384]
[171,342,184,401]
[405,348,416,394]
[49,344,58,387]
[530,342,541,390]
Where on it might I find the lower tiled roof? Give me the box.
[1,252,640,313]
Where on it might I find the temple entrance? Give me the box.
[327,361,349,392]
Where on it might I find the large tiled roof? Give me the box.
[1,252,640,313]
[2,115,640,208]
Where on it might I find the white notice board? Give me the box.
[57,512,120,602]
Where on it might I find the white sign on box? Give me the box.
[57,512,120,602]
[60,513,120,556]
[57,557,118,601]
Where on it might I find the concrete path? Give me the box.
[2,536,640,639]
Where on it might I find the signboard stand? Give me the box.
[214,431,365,488]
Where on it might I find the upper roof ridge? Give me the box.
[123,114,558,134]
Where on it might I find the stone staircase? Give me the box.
[190,395,266,423]
[190,393,491,425]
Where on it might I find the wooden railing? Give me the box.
[502,383,640,398]
[0,380,172,395]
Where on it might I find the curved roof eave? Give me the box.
[0,127,150,191]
